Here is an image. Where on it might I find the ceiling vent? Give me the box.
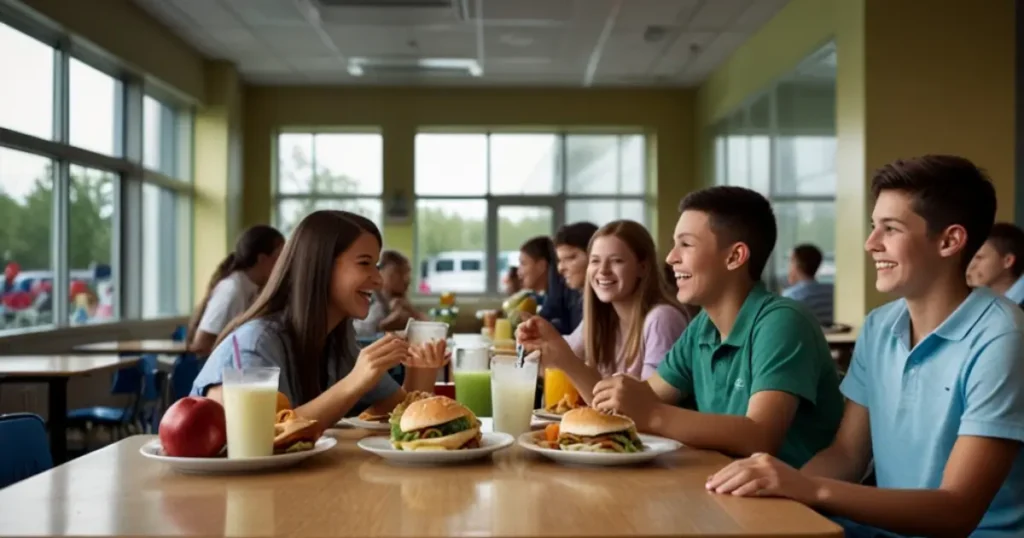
[347,57,482,78]
[315,0,470,21]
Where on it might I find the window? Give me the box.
[274,132,383,234]
[0,148,54,331]
[711,43,836,290]
[414,132,647,294]
[69,58,123,157]
[0,22,53,140]
[0,18,194,334]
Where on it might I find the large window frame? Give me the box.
[710,43,837,292]
[0,2,194,334]
[271,129,385,235]
[414,130,649,296]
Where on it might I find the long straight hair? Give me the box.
[582,220,686,373]
[215,211,382,403]
[186,225,284,344]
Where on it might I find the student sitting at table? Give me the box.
[707,156,1024,538]
[967,222,1024,306]
[186,225,285,357]
[354,250,425,337]
[521,186,844,468]
[191,210,447,428]
[519,236,577,335]
[553,221,599,331]
[781,243,834,327]
[517,220,689,381]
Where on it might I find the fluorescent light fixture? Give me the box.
[347,57,483,77]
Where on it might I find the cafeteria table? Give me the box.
[72,340,188,356]
[0,354,141,463]
[0,424,843,537]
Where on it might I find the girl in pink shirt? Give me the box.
[558,220,690,380]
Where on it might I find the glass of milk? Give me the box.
[490,354,538,437]
[221,367,280,459]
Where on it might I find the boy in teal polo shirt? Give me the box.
[708,156,1024,538]
[590,186,843,468]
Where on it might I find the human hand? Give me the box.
[591,374,661,429]
[705,452,821,504]
[515,315,571,369]
[350,333,408,392]
[404,338,450,369]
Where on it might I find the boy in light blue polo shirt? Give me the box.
[706,155,1024,538]
[967,222,1024,306]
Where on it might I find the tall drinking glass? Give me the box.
[544,368,579,409]
[221,367,280,459]
[490,354,538,437]
[453,344,492,416]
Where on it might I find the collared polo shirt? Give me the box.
[1004,275,1024,305]
[782,279,834,326]
[657,282,843,467]
[841,288,1024,536]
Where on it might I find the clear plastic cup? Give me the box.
[490,354,538,437]
[221,367,280,459]
[405,320,449,345]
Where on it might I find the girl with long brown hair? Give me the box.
[187,225,284,356]
[516,220,690,401]
[191,211,446,427]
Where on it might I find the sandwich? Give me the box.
[360,390,432,423]
[389,396,482,451]
[555,407,644,453]
[273,409,320,454]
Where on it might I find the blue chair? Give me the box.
[0,413,53,489]
[66,355,160,450]
[170,325,186,343]
[150,354,201,431]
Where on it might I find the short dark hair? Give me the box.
[554,222,599,251]
[678,186,777,280]
[792,244,823,277]
[378,250,409,269]
[871,155,996,271]
[986,222,1024,277]
[520,236,555,265]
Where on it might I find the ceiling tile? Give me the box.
[614,0,699,28]
[256,27,332,53]
[678,31,749,78]
[221,0,307,26]
[687,0,751,31]
[732,0,792,31]
[170,0,239,26]
[651,31,716,76]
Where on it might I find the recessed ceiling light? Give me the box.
[499,34,533,47]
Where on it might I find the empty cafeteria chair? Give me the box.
[66,355,159,450]
[0,413,53,489]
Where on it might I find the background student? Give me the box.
[354,250,425,337]
[186,225,284,356]
[781,243,834,326]
[192,210,446,429]
[519,236,575,334]
[518,220,689,381]
[967,221,1024,305]
[708,156,1024,538]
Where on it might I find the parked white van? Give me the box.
[418,250,519,294]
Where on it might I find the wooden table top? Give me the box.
[73,340,188,355]
[824,326,859,345]
[0,428,842,538]
[0,355,140,378]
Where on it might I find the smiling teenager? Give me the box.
[191,210,446,429]
[553,221,599,332]
[967,222,1024,306]
[518,220,690,383]
[707,156,1024,538]
[564,187,843,468]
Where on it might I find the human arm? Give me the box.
[188,331,218,357]
[361,337,448,416]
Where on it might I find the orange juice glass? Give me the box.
[543,368,579,409]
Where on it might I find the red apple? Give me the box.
[159,396,227,458]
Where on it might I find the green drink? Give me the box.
[454,370,493,417]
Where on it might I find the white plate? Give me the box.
[532,409,564,421]
[338,417,391,431]
[517,432,681,466]
[357,432,514,465]
[139,436,337,474]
